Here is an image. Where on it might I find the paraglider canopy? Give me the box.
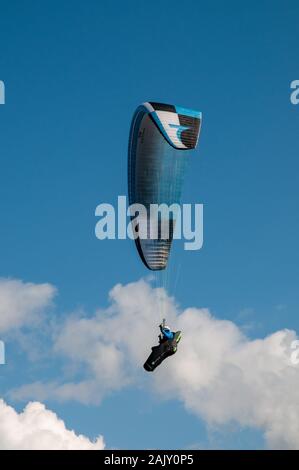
[128,102,202,270]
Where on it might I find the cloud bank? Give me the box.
[0,399,105,450]
[0,278,106,449]
[6,278,299,449]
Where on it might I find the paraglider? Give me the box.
[143,319,182,372]
[128,101,202,370]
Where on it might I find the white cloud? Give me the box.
[0,278,56,333]
[10,279,299,449]
[12,280,165,403]
[0,399,105,450]
[155,309,299,450]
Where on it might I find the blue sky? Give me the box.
[0,0,299,450]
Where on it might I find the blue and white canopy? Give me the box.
[128,102,202,270]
